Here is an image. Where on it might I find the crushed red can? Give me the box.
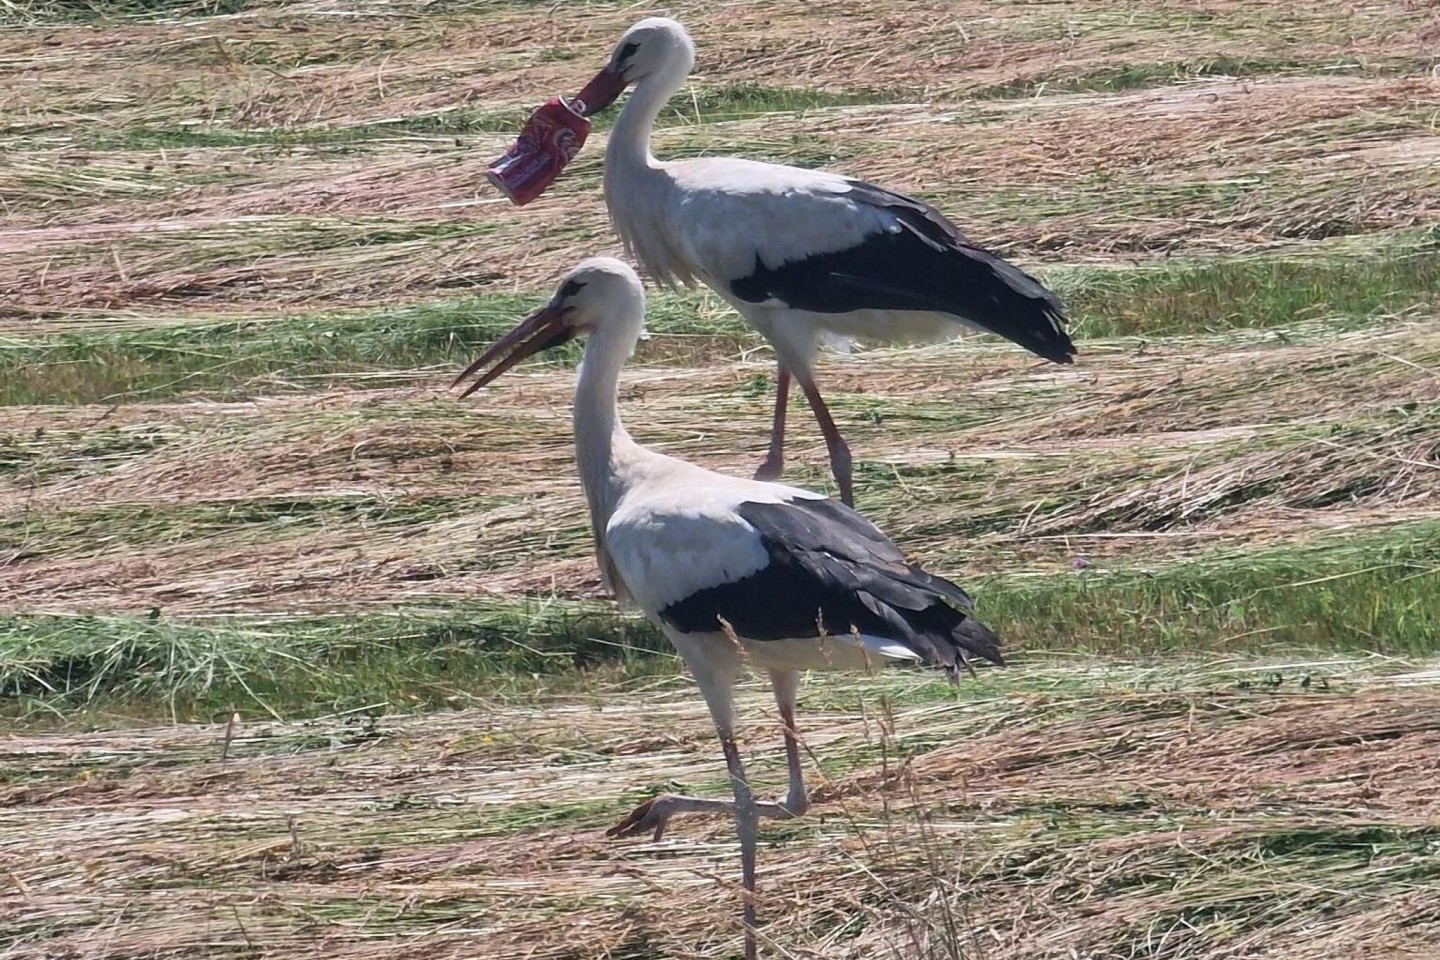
[486,98,590,206]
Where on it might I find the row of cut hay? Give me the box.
[4,76,1436,309]
[5,673,1437,958]
[6,74,1434,228]
[3,299,1432,440]
[805,75,1440,183]
[3,0,1432,140]
[0,144,512,224]
[0,214,551,311]
[0,510,1351,613]
[836,320,1440,441]
[0,322,1426,501]
[822,680,1440,811]
[3,128,1435,317]
[1022,405,1440,534]
[4,323,1435,612]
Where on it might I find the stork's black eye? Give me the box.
[559,279,586,299]
[615,41,639,66]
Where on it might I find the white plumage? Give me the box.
[562,17,1077,506]
[454,257,1003,960]
[605,482,805,616]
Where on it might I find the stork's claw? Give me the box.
[606,796,674,841]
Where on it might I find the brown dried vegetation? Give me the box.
[3,671,1438,959]
[4,2,1440,958]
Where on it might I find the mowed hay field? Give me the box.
[3,1,1440,958]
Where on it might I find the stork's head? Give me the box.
[452,258,646,398]
[573,17,696,116]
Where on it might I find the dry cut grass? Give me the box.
[3,0,1433,134]
[4,77,1437,315]
[4,320,1437,613]
[3,3,1440,955]
[2,2,1437,317]
[3,659,1438,959]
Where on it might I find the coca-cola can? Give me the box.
[486,98,590,207]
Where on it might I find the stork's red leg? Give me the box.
[753,364,790,482]
[608,673,810,841]
[795,373,854,507]
[608,736,761,958]
[720,733,760,960]
[771,669,809,817]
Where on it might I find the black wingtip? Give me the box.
[1033,343,1077,365]
[1014,314,1077,366]
[954,617,1004,668]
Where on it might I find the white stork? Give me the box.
[557,17,1075,506]
[453,257,1003,960]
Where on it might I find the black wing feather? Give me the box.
[729,179,1075,365]
[659,498,1002,673]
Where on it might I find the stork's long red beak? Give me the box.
[451,303,576,399]
[573,67,628,116]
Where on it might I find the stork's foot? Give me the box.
[607,791,807,842]
[606,795,677,841]
[752,455,784,482]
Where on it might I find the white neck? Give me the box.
[572,324,644,537]
[603,57,697,289]
[606,58,689,179]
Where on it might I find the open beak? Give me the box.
[451,303,576,399]
[573,67,628,116]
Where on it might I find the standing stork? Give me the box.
[551,17,1076,506]
[453,257,1003,960]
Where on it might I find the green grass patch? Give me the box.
[977,521,1440,657]
[1052,236,1440,339]
[0,600,675,722]
[4,521,1435,721]
[0,292,750,405]
[7,239,1437,405]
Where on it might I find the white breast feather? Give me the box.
[603,463,823,618]
[604,157,696,289]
